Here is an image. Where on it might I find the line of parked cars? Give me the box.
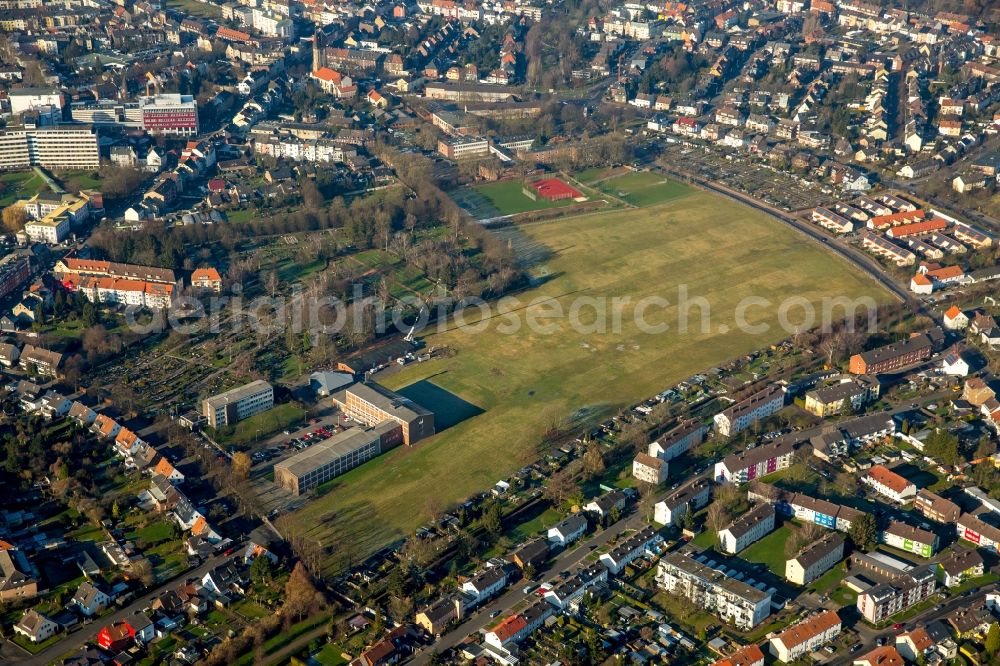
[287,425,335,451]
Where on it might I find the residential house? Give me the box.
[943,305,969,330]
[14,610,58,643]
[656,550,772,629]
[852,646,904,666]
[511,539,549,571]
[786,533,845,585]
[862,465,916,503]
[599,526,663,575]
[881,521,937,557]
[547,513,588,548]
[632,453,668,485]
[937,547,984,587]
[715,439,795,483]
[0,546,36,601]
[894,627,933,662]
[461,566,509,606]
[769,610,841,662]
[654,477,712,527]
[713,385,785,437]
[415,596,462,636]
[914,489,960,523]
[718,503,774,554]
[856,565,936,623]
[711,644,765,666]
[191,267,223,292]
[584,490,627,522]
[71,581,111,616]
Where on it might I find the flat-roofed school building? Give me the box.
[202,380,274,427]
[333,382,434,445]
[274,421,403,495]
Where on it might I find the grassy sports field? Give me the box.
[594,171,693,207]
[286,186,890,576]
[458,179,586,219]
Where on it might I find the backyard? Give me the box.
[286,187,891,576]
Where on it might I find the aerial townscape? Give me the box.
[6,0,1000,664]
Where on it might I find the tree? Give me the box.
[925,428,961,466]
[582,444,606,480]
[986,622,1000,656]
[848,513,877,551]
[481,502,503,537]
[1,204,26,233]
[232,452,251,481]
[250,555,274,585]
[544,469,578,506]
[282,562,321,621]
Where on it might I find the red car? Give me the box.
[893,623,903,630]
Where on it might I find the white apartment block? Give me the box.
[785,533,844,585]
[648,420,705,462]
[714,440,795,484]
[713,385,785,437]
[654,478,711,527]
[656,551,772,630]
[24,217,70,244]
[632,453,668,485]
[202,380,274,427]
[769,610,842,663]
[0,125,100,170]
[718,503,774,554]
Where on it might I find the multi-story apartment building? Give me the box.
[718,503,775,554]
[599,526,663,575]
[768,610,842,663]
[333,382,434,446]
[713,385,785,437]
[0,125,99,170]
[648,420,705,461]
[803,376,879,417]
[786,533,845,585]
[715,440,795,483]
[749,484,863,532]
[849,334,934,374]
[273,422,402,496]
[857,565,936,623]
[202,380,274,427]
[632,453,668,485]
[54,258,178,286]
[437,136,490,159]
[656,551,772,630]
[862,465,917,503]
[654,477,712,527]
[137,94,199,136]
[881,521,938,558]
[956,512,1000,553]
[914,489,960,523]
[69,276,175,310]
[0,255,31,300]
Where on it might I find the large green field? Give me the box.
[457,180,580,219]
[596,171,693,207]
[287,188,890,576]
[0,170,48,208]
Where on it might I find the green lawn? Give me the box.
[287,188,890,577]
[131,522,174,545]
[0,170,48,207]
[166,0,222,18]
[470,179,579,215]
[596,172,693,207]
[57,170,102,192]
[739,524,793,576]
[210,403,306,446]
[809,562,847,594]
[314,643,351,666]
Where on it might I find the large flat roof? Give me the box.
[203,380,272,408]
[347,382,432,421]
[275,422,397,478]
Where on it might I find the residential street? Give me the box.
[408,502,660,665]
[3,548,243,666]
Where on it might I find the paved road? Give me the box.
[5,548,243,666]
[407,505,656,665]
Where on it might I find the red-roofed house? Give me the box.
[711,644,765,666]
[943,305,968,330]
[191,267,222,292]
[153,457,185,484]
[97,621,135,652]
[862,465,916,502]
[311,68,356,98]
[485,615,527,649]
